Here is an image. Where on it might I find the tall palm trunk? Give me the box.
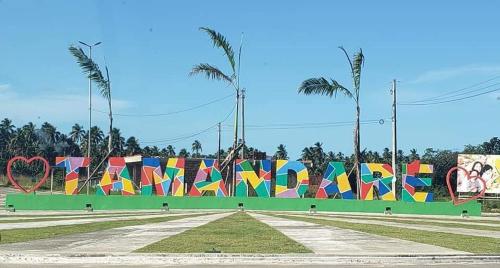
[107,88,113,155]
[354,104,361,198]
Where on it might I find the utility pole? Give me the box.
[231,32,244,196]
[391,79,397,199]
[217,122,221,166]
[79,41,101,185]
[232,89,239,196]
[241,88,246,159]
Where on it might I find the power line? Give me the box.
[141,103,236,145]
[222,118,388,130]
[93,93,234,117]
[399,74,500,104]
[400,81,500,104]
[399,86,500,106]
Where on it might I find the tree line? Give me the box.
[1,117,499,198]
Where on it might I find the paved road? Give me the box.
[0,253,498,267]
[250,213,468,255]
[2,265,499,268]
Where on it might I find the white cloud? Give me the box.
[408,64,500,84]
[0,84,10,92]
[0,85,130,125]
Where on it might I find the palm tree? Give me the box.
[298,46,365,195]
[190,28,241,110]
[90,126,104,148]
[125,136,141,156]
[190,27,243,189]
[178,148,190,158]
[165,145,176,157]
[0,119,15,153]
[274,144,289,160]
[69,46,113,154]
[40,122,57,145]
[409,148,420,162]
[0,118,15,135]
[191,140,202,158]
[0,119,15,175]
[107,127,125,156]
[10,122,38,157]
[69,123,85,144]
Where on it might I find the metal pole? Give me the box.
[78,41,101,192]
[217,122,221,165]
[241,88,246,159]
[88,46,92,184]
[391,79,397,199]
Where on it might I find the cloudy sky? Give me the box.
[1,0,499,158]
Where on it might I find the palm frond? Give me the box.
[338,46,354,75]
[68,46,94,75]
[190,63,233,84]
[330,79,354,98]
[199,27,236,73]
[298,77,352,98]
[69,45,110,99]
[100,65,111,100]
[352,48,364,93]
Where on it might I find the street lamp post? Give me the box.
[78,41,101,189]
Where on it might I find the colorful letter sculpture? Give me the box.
[141,158,185,196]
[360,163,396,200]
[402,160,434,202]
[275,160,309,198]
[315,162,354,199]
[55,157,90,195]
[235,159,271,197]
[96,157,135,195]
[140,158,163,196]
[188,159,227,197]
[164,158,185,196]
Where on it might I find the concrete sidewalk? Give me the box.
[311,213,500,227]
[250,213,468,255]
[304,214,500,239]
[0,212,232,254]
[0,212,208,230]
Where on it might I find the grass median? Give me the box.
[0,213,204,244]
[135,212,312,253]
[270,213,500,254]
[288,214,500,232]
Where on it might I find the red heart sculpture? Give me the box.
[446,166,486,205]
[7,156,50,193]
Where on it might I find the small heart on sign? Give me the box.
[7,156,50,193]
[446,166,486,205]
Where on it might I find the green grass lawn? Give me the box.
[300,214,500,232]
[271,214,500,254]
[135,212,312,254]
[0,213,202,244]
